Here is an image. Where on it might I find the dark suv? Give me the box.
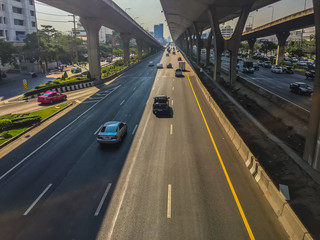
[153,95,170,115]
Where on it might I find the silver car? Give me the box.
[97,121,127,144]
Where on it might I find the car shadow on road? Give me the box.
[155,107,174,118]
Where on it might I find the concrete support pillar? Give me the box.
[208,8,225,82]
[225,6,251,88]
[303,0,320,171]
[136,39,143,60]
[80,17,101,82]
[205,29,213,67]
[247,38,256,59]
[275,32,290,65]
[121,33,131,65]
[193,23,203,65]
[184,32,190,55]
[187,29,193,57]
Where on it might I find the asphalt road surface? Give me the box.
[199,51,312,111]
[0,51,288,239]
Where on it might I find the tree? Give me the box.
[286,40,304,58]
[100,43,113,57]
[260,41,277,55]
[0,40,17,80]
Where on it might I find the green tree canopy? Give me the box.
[0,40,18,66]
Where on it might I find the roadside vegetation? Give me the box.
[0,103,69,145]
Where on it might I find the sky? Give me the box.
[35,0,314,39]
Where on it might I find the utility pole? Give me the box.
[69,14,78,64]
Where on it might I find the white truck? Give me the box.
[179,62,185,71]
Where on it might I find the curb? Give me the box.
[179,49,314,240]
[0,102,73,149]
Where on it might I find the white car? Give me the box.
[271,65,282,73]
[148,61,154,67]
[97,121,127,144]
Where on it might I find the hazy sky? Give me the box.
[35,0,314,38]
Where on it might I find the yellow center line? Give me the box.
[187,75,255,240]
[167,184,172,218]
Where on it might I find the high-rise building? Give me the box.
[154,24,163,41]
[0,0,37,45]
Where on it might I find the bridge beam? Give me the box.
[303,0,320,171]
[247,38,256,59]
[121,33,131,65]
[80,17,101,82]
[275,32,290,65]
[205,30,213,67]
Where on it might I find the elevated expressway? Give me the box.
[38,0,163,81]
[242,8,315,65]
[161,0,320,172]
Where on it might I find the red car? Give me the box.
[38,91,67,104]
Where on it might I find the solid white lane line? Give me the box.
[0,85,121,182]
[95,183,112,216]
[167,184,172,219]
[94,125,103,135]
[170,124,173,135]
[120,100,125,106]
[107,110,152,240]
[132,124,138,135]
[24,184,52,216]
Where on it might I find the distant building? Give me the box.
[0,0,37,45]
[154,24,163,41]
[221,25,233,38]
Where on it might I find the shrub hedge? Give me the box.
[0,119,12,131]
[11,116,41,128]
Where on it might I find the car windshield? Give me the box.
[155,97,167,103]
[300,84,308,88]
[43,93,51,96]
[101,124,118,133]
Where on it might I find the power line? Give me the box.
[37,11,71,17]
[37,18,71,23]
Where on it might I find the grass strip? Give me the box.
[0,102,69,145]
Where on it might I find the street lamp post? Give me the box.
[268,6,274,22]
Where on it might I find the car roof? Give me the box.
[155,95,168,99]
[103,121,121,127]
[294,82,307,85]
[44,91,56,94]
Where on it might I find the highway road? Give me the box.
[0,51,288,239]
[199,51,313,111]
